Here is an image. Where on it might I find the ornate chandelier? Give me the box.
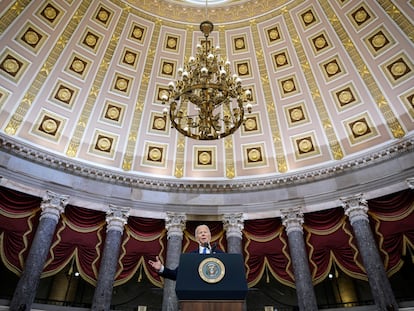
[161,20,252,140]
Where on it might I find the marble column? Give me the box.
[341,194,398,310]
[91,205,129,311]
[223,213,244,254]
[281,207,318,311]
[10,190,69,311]
[162,212,186,311]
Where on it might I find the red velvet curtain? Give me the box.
[0,187,41,273]
[243,218,294,286]
[368,189,414,274]
[1,186,413,288]
[304,208,366,284]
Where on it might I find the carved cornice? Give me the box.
[123,0,289,24]
[0,134,413,194]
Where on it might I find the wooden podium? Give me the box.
[175,253,248,311]
[180,300,245,311]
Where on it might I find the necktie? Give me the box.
[203,247,207,254]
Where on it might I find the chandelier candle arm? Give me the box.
[161,20,252,140]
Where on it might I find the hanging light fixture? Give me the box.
[161,1,252,140]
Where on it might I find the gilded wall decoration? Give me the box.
[309,31,331,55]
[271,49,291,71]
[382,53,413,86]
[50,80,79,109]
[120,48,140,69]
[331,83,360,112]
[292,133,320,160]
[348,4,375,31]
[80,28,103,54]
[101,101,126,125]
[129,22,147,43]
[284,103,309,127]
[320,56,345,82]
[265,25,283,45]
[364,26,395,57]
[299,7,319,29]
[159,59,176,78]
[36,1,64,28]
[111,73,133,96]
[194,147,216,170]
[90,131,118,158]
[278,75,300,97]
[142,143,167,167]
[243,143,267,167]
[93,4,114,28]
[232,35,248,53]
[65,53,91,80]
[32,110,66,142]
[343,113,378,145]
[149,112,169,135]
[235,60,251,78]
[241,113,261,135]
[0,49,29,82]
[164,34,180,52]
[16,23,48,54]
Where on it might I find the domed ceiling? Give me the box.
[0,0,413,217]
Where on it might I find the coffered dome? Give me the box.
[0,0,413,218]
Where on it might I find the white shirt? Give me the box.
[199,245,211,254]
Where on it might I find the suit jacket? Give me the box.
[160,247,224,280]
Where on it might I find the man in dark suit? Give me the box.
[148,224,223,280]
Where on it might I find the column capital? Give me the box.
[406,177,414,189]
[281,207,304,235]
[106,205,129,233]
[223,213,244,239]
[165,212,186,239]
[340,193,368,225]
[40,190,69,222]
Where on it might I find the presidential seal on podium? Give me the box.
[198,257,225,283]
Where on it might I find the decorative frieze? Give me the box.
[0,134,412,193]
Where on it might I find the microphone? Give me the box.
[203,242,210,250]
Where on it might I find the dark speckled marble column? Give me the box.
[341,194,398,311]
[91,205,129,311]
[10,191,69,311]
[223,213,244,254]
[281,207,318,311]
[162,212,186,311]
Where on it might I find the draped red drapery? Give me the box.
[1,186,413,288]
